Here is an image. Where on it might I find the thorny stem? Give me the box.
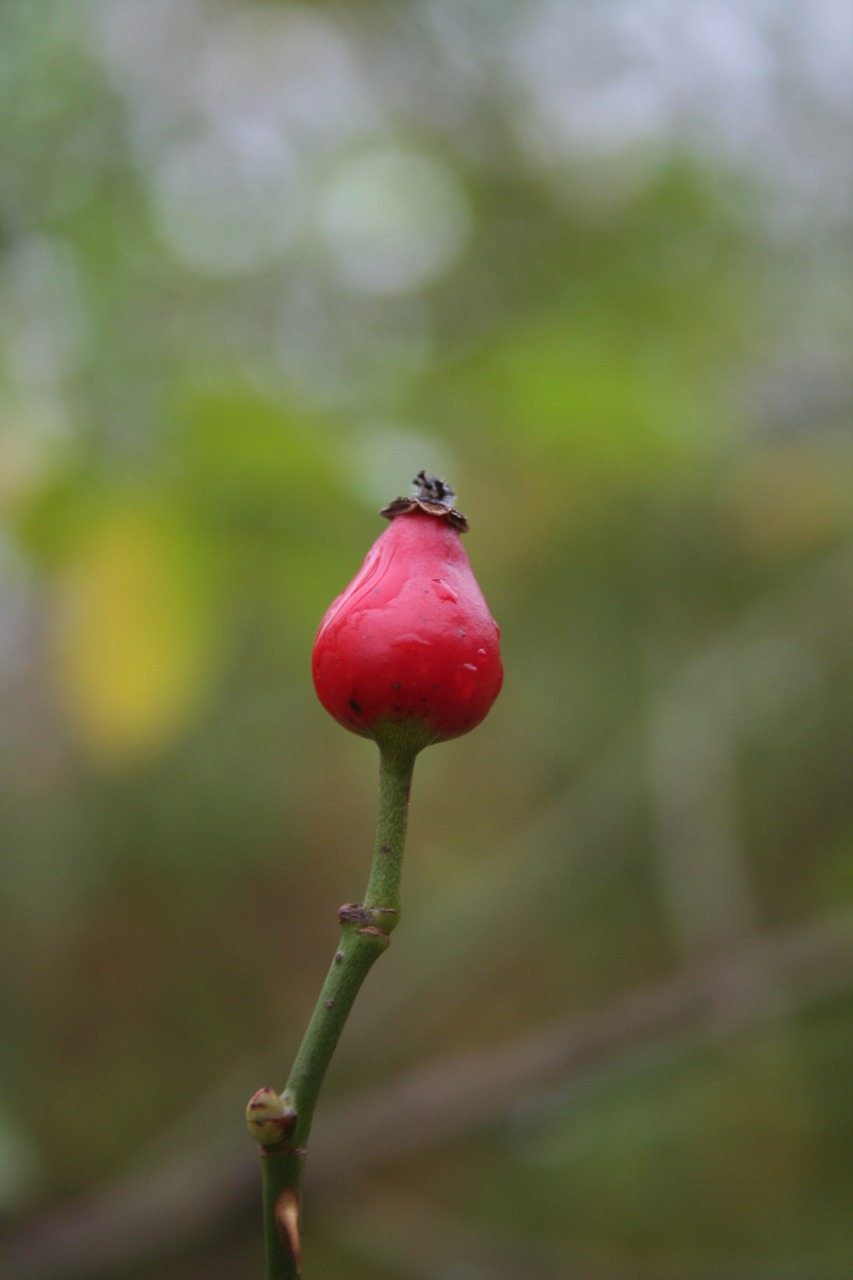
[253,742,417,1279]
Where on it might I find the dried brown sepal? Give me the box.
[381,470,469,532]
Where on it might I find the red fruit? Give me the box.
[312,474,503,749]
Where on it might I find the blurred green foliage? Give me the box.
[1,2,853,1277]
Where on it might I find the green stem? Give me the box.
[257,741,418,1279]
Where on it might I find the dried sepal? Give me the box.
[381,470,469,532]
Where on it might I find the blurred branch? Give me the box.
[4,905,853,1279]
[332,1186,851,1280]
[312,904,853,1180]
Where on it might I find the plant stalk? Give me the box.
[256,742,417,1279]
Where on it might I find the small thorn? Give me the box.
[275,1188,302,1274]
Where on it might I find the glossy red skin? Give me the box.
[312,511,503,743]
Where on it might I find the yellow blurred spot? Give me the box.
[53,504,210,761]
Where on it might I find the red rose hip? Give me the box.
[312,473,502,750]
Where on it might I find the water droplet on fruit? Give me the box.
[454,663,479,698]
[431,578,458,604]
[393,632,431,648]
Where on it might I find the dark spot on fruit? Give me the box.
[392,682,401,690]
[349,699,362,714]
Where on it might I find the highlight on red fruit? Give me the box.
[312,473,503,748]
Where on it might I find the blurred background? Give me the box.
[1,1,853,1277]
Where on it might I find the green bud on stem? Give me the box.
[246,1087,297,1149]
